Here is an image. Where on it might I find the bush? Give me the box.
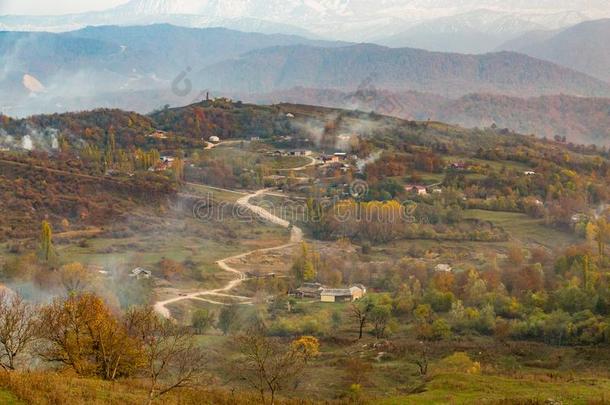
[437,352,481,375]
[431,319,452,340]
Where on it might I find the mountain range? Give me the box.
[0,25,343,115]
[196,43,610,98]
[2,0,610,53]
[1,22,609,145]
[498,18,610,83]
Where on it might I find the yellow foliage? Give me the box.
[438,352,482,375]
[291,336,320,360]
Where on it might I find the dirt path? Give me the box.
[153,188,302,319]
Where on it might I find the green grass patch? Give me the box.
[380,372,610,404]
[463,209,579,248]
[0,389,23,405]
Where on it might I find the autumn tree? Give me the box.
[159,259,185,281]
[0,291,38,370]
[173,157,185,183]
[593,218,610,262]
[38,221,55,263]
[507,243,525,267]
[291,242,316,283]
[234,330,319,405]
[124,307,206,405]
[38,293,141,379]
[342,357,373,388]
[59,262,95,294]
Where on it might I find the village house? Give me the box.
[209,135,221,144]
[130,267,152,280]
[333,152,348,161]
[405,184,428,195]
[320,285,366,303]
[322,153,349,163]
[524,171,536,176]
[266,150,284,157]
[286,113,295,118]
[289,150,313,157]
[294,282,325,299]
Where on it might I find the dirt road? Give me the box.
[153,188,302,319]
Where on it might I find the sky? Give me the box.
[0,0,128,15]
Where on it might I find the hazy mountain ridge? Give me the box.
[499,18,610,83]
[197,43,610,98]
[249,87,610,145]
[2,0,610,52]
[0,24,345,115]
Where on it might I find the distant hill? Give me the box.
[499,18,610,82]
[249,88,610,145]
[197,43,610,98]
[0,24,345,116]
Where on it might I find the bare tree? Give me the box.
[125,307,206,405]
[411,343,429,376]
[351,297,374,339]
[0,291,38,370]
[234,330,319,405]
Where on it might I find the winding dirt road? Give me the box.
[153,188,302,319]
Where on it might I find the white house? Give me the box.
[130,267,152,280]
[320,285,366,303]
[209,136,221,144]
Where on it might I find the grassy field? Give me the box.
[446,155,534,173]
[463,209,579,248]
[206,143,311,170]
[57,215,288,287]
[381,372,610,404]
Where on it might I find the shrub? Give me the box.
[437,352,481,375]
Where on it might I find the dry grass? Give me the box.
[0,371,348,405]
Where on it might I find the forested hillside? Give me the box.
[251,88,610,145]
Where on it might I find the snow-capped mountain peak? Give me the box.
[1,0,610,52]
